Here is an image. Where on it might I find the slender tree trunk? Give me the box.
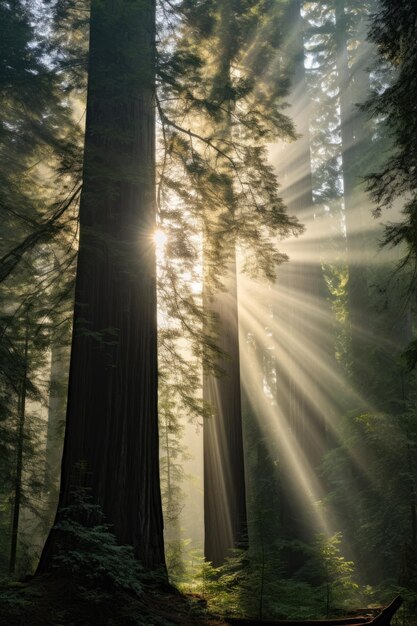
[161,406,184,575]
[44,339,68,518]
[44,255,70,502]
[9,315,29,575]
[203,0,247,566]
[38,0,165,572]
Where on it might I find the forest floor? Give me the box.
[0,575,404,626]
[0,574,230,626]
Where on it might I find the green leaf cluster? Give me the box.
[51,488,146,595]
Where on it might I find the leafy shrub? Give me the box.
[51,487,145,596]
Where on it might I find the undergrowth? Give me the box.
[0,489,220,626]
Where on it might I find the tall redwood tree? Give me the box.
[38,0,166,571]
[202,0,247,567]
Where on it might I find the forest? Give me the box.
[1,0,417,624]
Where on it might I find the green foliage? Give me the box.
[310,533,360,615]
[324,263,350,370]
[0,0,81,578]
[365,0,417,276]
[0,304,56,576]
[51,488,146,595]
[322,408,417,587]
[0,581,35,623]
[180,535,363,620]
[157,0,302,289]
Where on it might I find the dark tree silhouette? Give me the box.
[38,0,166,572]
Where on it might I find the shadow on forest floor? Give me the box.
[0,574,226,626]
[0,575,403,626]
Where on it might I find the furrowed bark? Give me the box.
[38,0,165,572]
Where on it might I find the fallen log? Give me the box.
[368,597,403,626]
[225,595,403,626]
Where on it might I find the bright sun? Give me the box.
[153,228,167,248]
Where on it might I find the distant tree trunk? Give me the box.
[9,313,29,575]
[272,0,328,556]
[203,261,247,565]
[44,256,71,504]
[38,0,165,572]
[203,0,247,567]
[44,338,68,526]
[282,0,328,469]
[160,396,184,576]
[335,0,372,392]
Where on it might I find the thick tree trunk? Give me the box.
[203,0,247,567]
[38,0,165,572]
